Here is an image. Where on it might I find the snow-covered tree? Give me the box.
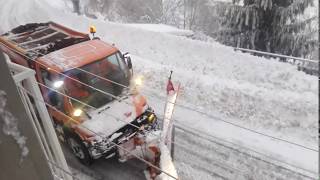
[160,0,208,30]
[161,0,184,27]
[76,0,163,23]
[216,0,318,58]
[71,0,81,14]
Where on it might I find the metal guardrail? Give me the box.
[234,47,318,76]
[234,47,318,64]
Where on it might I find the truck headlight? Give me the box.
[73,109,83,117]
[53,80,64,89]
[147,114,156,124]
[134,76,143,86]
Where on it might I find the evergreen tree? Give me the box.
[215,0,317,58]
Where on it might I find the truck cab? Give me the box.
[0,22,157,164]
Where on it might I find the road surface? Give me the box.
[62,124,316,180]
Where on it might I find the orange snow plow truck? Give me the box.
[0,22,160,165]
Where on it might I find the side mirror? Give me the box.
[123,52,133,69]
[127,57,132,69]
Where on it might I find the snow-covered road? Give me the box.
[64,122,317,180]
[174,124,316,180]
[62,143,146,180]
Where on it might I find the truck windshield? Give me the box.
[64,51,128,109]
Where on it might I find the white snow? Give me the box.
[174,106,318,175]
[156,143,179,180]
[82,97,146,136]
[0,0,318,179]
[125,24,194,37]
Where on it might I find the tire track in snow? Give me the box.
[174,125,315,180]
[175,142,245,180]
[174,129,247,180]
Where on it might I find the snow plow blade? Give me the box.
[144,142,178,180]
[118,84,180,180]
[145,85,180,180]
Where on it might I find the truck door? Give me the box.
[37,67,69,124]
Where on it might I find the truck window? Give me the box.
[65,69,113,109]
[116,52,128,77]
[107,53,120,69]
[64,52,129,109]
[40,68,65,112]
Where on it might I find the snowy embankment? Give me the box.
[125,23,194,36]
[0,0,318,178]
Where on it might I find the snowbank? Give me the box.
[0,0,71,33]
[156,143,178,180]
[125,24,194,37]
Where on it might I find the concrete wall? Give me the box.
[0,52,54,180]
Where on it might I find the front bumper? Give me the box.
[87,108,158,159]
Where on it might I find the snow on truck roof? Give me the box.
[1,22,119,72]
[38,39,118,72]
[1,22,90,56]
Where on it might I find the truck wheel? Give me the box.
[53,121,66,143]
[65,131,93,165]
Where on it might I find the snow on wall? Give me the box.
[0,90,29,163]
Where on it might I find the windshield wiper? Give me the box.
[84,111,92,119]
[98,106,110,114]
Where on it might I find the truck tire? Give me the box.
[52,120,66,143]
[64,129,93,165]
